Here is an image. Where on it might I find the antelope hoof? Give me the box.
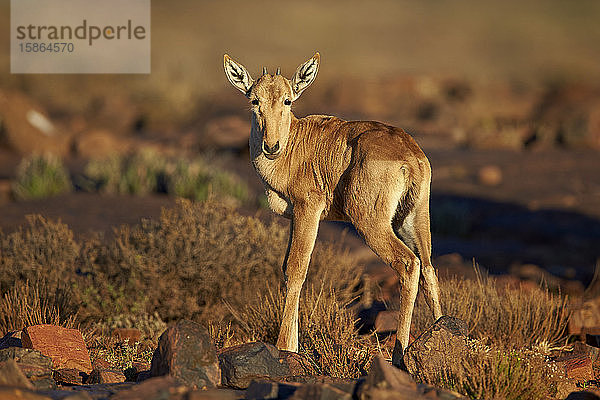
[391,339,408,371]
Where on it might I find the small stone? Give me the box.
[477,165,502,186]
[22,325,92,374]
[358,356,417,399]
[0,331,22,349]
[86,368,126,384]
[218,342,290,389]
[124,361,151,382]
[555,352,594,383]
[245,380,301,400]
[150,320,220,389]
[564,391,600,400]
[112,328,142,343]
[0,359,34,389]
[53,368,84,385]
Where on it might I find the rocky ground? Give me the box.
[1,318,600,400]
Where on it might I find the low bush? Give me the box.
[11,153,72,200]
[84,150,249,205]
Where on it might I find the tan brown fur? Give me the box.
[224,53,442,368]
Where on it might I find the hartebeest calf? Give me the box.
[223,52,442,367]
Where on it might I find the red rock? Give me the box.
[112,328,142,343]
[92,357,111,370]
[86,368,126,384]
[556,353,594,383]
[21,325,92,374]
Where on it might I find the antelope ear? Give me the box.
[224,54,254,97]
[291,52,320,100]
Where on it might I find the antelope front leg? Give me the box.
[276,201,324,352]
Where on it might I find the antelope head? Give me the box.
[224,53,320,160]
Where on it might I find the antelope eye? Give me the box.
[284,99,292,106]
[251,99,259,105]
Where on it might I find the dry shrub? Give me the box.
[0,280,77,335]
[414,344,559,400]
[0,215,80,294]
[412,266,570,349]
[80,199,363,326]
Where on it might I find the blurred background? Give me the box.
[0,0,599,293]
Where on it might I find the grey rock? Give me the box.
[219,342,290,389]
[0,347,55,390]
[150,320,220,389]
[0,358,34,389]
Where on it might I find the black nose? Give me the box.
[263,141,280,154]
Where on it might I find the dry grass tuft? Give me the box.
[0,280,77,335]
[412,266,570,350]
[224,285,372,379]
[413,344,560,400]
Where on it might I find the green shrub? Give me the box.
[11,153,72,200]
[164,158,248,204]
[84,151,250,205]
[84,150,163,195]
